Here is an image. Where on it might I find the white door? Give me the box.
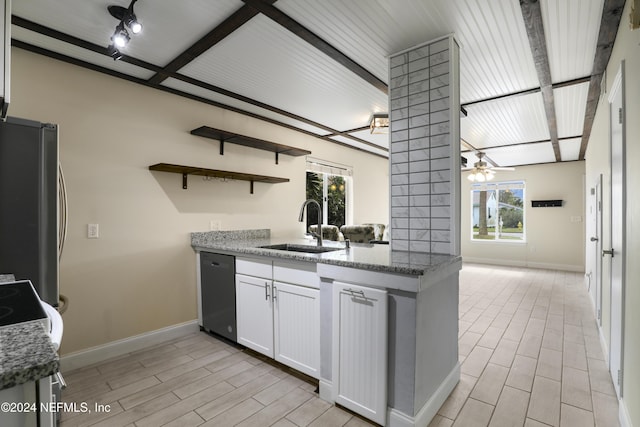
[332,282,388,425]
[236,274,274,357]
[608,62,626,398]
[273,282,320,378]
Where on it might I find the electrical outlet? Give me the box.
[88,223,99,239]
[210,220,221,231]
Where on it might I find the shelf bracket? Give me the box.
[275,152,279,165]
[219,138,224,156]
[182,173,188,189]
[250,180,254,194]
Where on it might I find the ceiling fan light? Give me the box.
[475,172,486,182]
[467,173,476,182]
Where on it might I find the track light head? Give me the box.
[111,23,130,48]
[107,1,142,59]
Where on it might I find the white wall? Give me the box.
[9,48,389,355]
[585,1,640,425]
[461,161,585,272]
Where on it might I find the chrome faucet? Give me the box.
[298,199,323,246]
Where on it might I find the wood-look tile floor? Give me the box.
[59,264,619,427]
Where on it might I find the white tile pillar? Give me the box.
[389,36,460,255]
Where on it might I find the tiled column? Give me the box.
[389,36,460,255]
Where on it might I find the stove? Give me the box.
[0,280,48,329]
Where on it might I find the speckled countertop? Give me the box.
[0,274,60,391]
[191,229,462,276]
[0,322,59,390]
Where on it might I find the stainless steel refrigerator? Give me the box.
[0,116,59,307]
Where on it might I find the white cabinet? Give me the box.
[236,273,274,356]
[235,257,320,378]
[273,281,320,378]
[1,0,10,118]
[332,282,388,425]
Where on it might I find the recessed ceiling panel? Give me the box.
[483,142,556,167]
[347,129,389,151]
[554,82,588,138]
[179,14,388,133]
[541,0,603,82]
[12,0,242,67]
[328,135,389,157]
[12,26,155,80]
[461,92,550,149]
[162,78,332,136]
[278,0,540,104]
[559,137,582,161]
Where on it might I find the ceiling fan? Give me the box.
[462,152,514,182]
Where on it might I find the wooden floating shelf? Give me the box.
[149,163,289,194]
[190,126,311,164]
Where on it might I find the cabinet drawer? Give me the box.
[236,257,272,278]
[274,260,318,288]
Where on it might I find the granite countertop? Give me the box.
[191,229,462,276]
[0,321,59,390]
[0,274,60,391]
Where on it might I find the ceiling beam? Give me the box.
[578,0,626,160]
[519,0,561,162]
[462,135,583,153]
[241,0,388,94]
[11,19,386,154]
[461,76,590,108]
[12,16,162,72]
[147,1,276,85]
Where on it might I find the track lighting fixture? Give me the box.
[107,0,142,60]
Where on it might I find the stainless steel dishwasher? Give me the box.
[200,252,236,342]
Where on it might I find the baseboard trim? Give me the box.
[599,326,609,365]
[60,320,200,372]
[318,379,333,402]
[387,362,460,427]
[462,257,584,272]
[619,397,633,427]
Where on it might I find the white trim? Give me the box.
[599,325,609,365]
[462,257,584,273]
[619,397,633,427]
[387,363,460,427]
[318,379,333,402]
[60,320,199,372]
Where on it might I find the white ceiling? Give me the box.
[11,0,608,167]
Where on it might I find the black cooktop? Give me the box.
[0,280,47,327]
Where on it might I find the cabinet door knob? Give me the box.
[590,237,599,242]
[603,249,614,257]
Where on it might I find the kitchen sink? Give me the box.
[258,243,343,253]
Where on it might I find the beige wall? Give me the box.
[585,1,640,425]
[9,48,389,355]
[461,161,585,272]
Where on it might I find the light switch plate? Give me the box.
[88,223,99,239]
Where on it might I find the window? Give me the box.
[471,181,525,241]
[305,158,352,231]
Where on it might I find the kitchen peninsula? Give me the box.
[192,229,460,427]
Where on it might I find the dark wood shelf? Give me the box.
[190,126,311,164]
[149,163,289,194]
